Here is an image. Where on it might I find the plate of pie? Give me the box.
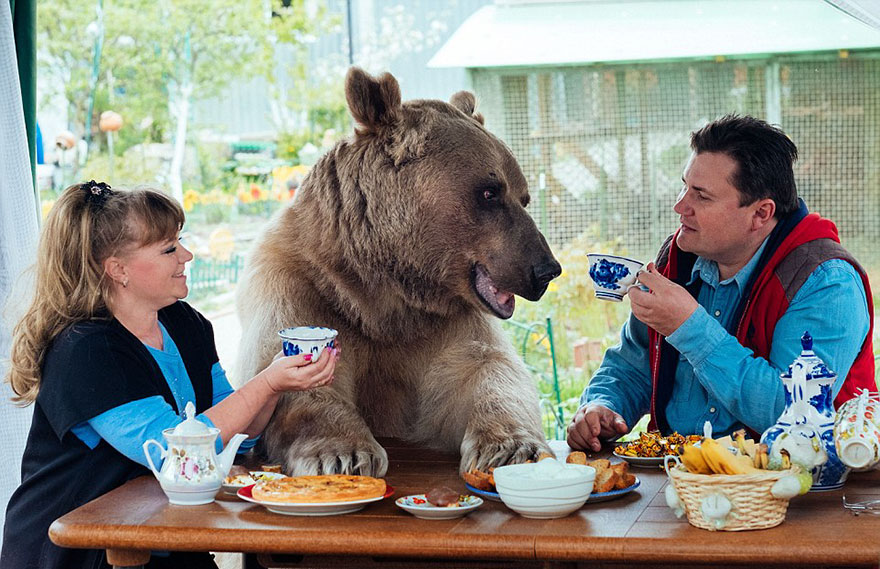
[238,474,393,516]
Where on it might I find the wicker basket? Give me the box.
[665,457,796,531]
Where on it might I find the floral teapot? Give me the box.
[760,332,847,491]
[143,402,248,505]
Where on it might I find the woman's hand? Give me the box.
[260,347,339,393]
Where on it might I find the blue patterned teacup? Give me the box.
[586,254,644,302]
[278,326,338,359]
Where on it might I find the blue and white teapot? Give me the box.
[760,332,847,491]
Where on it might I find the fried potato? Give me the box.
[538,452,556,461]
[462,468,495,491]
[260,464,283,473]
[610,462,634,490]
[566,451,587,465]
[615,472,637,490]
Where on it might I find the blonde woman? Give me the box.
[1,181,337,569]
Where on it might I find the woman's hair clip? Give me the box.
[83,180,113,207]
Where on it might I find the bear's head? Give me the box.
[306,68,560,322]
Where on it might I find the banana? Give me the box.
[700,438,724,474]
[753,443,769,470]
[780,449,792,470]
[733,429,748,455]
[702,438,758,475]
[680,443,712,474]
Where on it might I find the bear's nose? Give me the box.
[532,260,562,287]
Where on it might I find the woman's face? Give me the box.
[118,233,193,309]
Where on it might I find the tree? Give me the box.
[37,0,331,201]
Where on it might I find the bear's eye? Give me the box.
[476,182,503,205]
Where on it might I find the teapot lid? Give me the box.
[781,331,835,379]
[171,402,211,436]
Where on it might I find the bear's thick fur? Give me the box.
[236,68,561,476]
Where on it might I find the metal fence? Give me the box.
[470,52,880,270]
[503,317,566,440]
[188,254,245,294]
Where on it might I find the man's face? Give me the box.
[674,151,759,266]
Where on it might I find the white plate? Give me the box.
[221,471,286,495]
[585,476,641,503]
[612,452,668,468]
[237,484,393,516]
[395,494,483,519]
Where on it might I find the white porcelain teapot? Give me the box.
[143,402,248,505]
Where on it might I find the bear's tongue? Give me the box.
[474,264,515,319]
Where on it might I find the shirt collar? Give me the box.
[687,236,771,294]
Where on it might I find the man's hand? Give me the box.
[627,262,699,337]
[567,403,629,452]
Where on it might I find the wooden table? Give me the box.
[50,439,880,568]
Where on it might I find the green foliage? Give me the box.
[507,226,638,438]
[37,0,336,166]
[513,226,635,367]
[80,152,159,188]
[195,141,238,193]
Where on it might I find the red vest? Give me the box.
[648,213,875,433]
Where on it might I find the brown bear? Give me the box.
[235,68,561,477]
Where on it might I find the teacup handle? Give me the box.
[143,439,167,478]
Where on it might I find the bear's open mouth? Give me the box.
[472,263,515,319]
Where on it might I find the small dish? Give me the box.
[586,476,641,503]
[612,452,668,468]
[221,471,286,495]
[464,483,501,502]
[237,484,394,516]
[395,494,483,519]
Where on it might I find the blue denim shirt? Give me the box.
[581,238,870,437]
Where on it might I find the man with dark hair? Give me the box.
[568,114,874,451]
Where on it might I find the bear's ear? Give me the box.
[345,67,402,134]
[449,91,484,125]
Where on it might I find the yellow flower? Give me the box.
[41,199,56,219]
[182,189,201,212]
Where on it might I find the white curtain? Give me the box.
[825,1,880,29]
[0,0,39,543]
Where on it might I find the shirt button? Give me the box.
[709,407,717,413]
[714,310,721,317]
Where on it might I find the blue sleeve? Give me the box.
[211,361,234,405]
[84,395,186,468]
[210,361,259,453]
[580,312,653,428]
[77,363,264,463]
[666,259,869,433]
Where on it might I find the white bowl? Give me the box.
[159,481,221,505]
[493,462,595,519]
[278,326,337,358]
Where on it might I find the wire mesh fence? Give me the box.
[471,52,880,272]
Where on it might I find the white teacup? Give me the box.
[834,390,880,470]
[278,326,338,359]
[586,253,645,302]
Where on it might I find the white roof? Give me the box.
[428,0,880,69]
